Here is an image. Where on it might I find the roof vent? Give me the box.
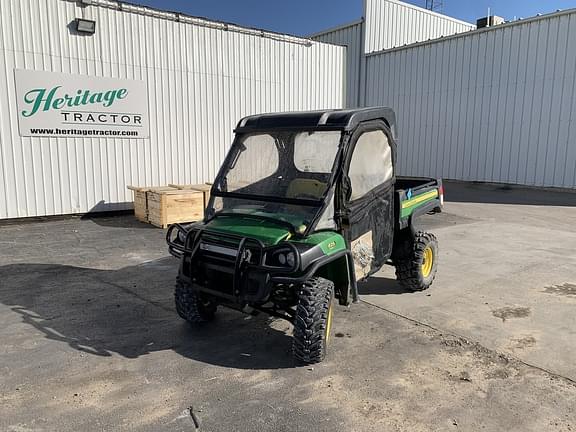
[476,15,505,28]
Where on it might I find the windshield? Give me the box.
[210,130,342,229]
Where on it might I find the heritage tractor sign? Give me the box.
[14,69,149,138]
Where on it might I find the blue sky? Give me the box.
[132,0,576,35]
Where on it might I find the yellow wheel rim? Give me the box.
[421,246,434,278]
[325,301,334,344]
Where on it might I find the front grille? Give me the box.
[196,231,263,266]
[201,233,240,248]
[199,242,238,257]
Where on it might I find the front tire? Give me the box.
[293,277,335,365]
[395,231,438,292]
[175,277,217,323]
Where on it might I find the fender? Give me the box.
[271,249,358,305]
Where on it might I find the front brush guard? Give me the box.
[166,223,301,303]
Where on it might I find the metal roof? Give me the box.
[235,107,397,136]
[365,7,576,57]
[79,0,315,46]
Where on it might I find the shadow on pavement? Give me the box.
[0,258,294,370]
[80,214,158,230]
[80,204,155,230]
[444,180,576,207]
[357,275,413,296]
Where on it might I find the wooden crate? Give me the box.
[168,183,212,208]
[127,185,152,222]
[127,185,206,228]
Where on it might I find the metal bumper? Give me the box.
[166,224,301,304]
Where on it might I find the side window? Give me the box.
[348,129,393,201]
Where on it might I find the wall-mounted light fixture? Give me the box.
[75,18,96,35]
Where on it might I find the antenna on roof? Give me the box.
[425,0,444,13]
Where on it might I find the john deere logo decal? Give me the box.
[327,241,336,250]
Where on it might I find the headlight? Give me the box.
[177,230,187,244]
[266,248,297,269]
[276,252,294,266]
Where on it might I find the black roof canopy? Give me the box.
[235,107,397,139]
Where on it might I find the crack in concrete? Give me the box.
[360,298,576,386]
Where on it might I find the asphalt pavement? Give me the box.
[1,181,575,431]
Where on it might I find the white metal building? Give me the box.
[310,20,365,107]
[0,0,345,219]
[365,9,576,188]
[364,0,474,53]
[312,0,475,107]
[313,1,576,189]
[1,0,575,220]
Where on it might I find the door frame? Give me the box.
[335,119,398,279]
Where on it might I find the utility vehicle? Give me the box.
[167,107,443,365]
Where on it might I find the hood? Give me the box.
[204,214,295,246]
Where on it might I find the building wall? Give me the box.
[310,20,364,107]
[0,0,345,219]
[365,10,576,188]
[312,0,474,108]
[364,0,474,54]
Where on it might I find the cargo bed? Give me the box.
[395,176,443,229]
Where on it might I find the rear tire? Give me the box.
[395,231,438,292]
[175,277,217,323]
[292,277,335,365]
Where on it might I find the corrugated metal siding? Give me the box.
[0,0,345,219]
[311,21,363,107]
[365,11,576,188]
[364,0,474,53]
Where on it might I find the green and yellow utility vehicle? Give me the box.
[167,107,443,364]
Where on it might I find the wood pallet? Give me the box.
[127,184,211,228]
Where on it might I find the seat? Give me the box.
[286,179,327,200]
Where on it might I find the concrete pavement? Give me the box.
[0,182,575,431]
